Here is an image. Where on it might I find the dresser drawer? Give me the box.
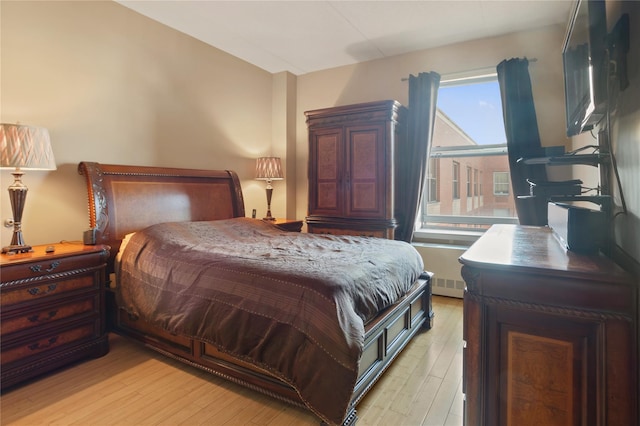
[1,273,99,309]
[1,320,100,366]
[1,294,99,336]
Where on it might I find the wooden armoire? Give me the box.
[305,100,407,239]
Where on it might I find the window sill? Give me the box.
[412,228,485,246]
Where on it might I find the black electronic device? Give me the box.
[548,201,607,253]
[562,0,607,137]
[83,228,97,245]
[528,179,583,197]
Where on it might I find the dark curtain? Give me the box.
[395,71,440,242]
[497,58,548,225]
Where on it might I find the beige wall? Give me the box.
[295,25,569,220]
[7,1,628,264]
[271,71,298,220]
[1,1,283,247]
[0,2,569,247]
[606,0,639,265]
[569,0,640,267]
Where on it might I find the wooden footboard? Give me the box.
[108,272,433,425]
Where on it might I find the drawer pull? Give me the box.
[29,261,61,273]
[28,310,58,323]
[27,284,58,296]
[28,336,58,351]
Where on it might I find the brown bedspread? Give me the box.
[116,217,424,424]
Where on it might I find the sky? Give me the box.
[437,80,507,146]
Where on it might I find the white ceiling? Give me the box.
[116,0,574,75]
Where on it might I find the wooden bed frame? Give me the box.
[78,161,434,425]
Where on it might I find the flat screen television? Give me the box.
[562,0,607,137]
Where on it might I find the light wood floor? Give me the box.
[1,296,463,426]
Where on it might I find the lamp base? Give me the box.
[263,186,276,221]
[2,244,33,254]
[4,175,31,255]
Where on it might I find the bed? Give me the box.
[78,161,434,425]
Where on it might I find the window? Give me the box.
[452,161,460,199]
[418,69,518,234]
[473,169,479,196]
[427,158,439,202]
[493,172,510,195]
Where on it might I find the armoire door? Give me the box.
[345,124,387,219]
[308,127,344,217]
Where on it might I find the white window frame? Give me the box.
[414,68,518,245]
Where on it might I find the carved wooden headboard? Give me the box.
[78,161,245,271]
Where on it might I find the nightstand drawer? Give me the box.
[1,243,109,389]
[0,250,104,282]
[1,320,100,365]
[1,273,98,308]
[1,294,99,336]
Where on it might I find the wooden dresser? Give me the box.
[305,100,407,239]
[1,243,110,389]
[459,225,638,426]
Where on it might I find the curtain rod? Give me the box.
[401,58,538,81]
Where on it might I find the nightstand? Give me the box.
[0,242,110,389]
[268,219,303,232]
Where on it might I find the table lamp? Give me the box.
[255,157,283,221]
[1,123,56,254]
